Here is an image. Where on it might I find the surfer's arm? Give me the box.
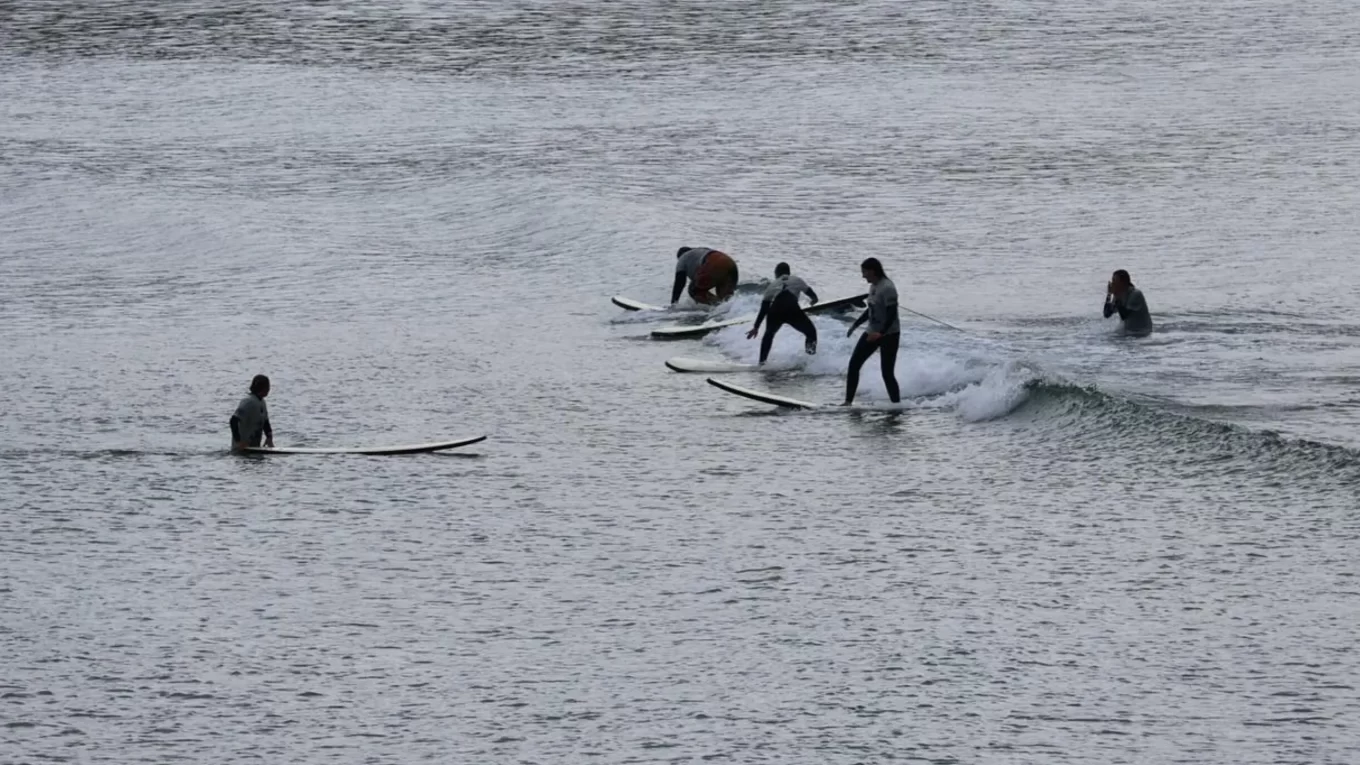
[804,286,819,305]
[262,418,273,447]
[1103,299,1117,319]
[847,309,869,336]
[229,416,242,444]
[670,272,687,304]
[752,299,771,332]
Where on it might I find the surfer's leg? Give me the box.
[761,293,801,363]
[759,316,783,364]
[845,334,876,405]
[788,307,817,353]
[688,285,717,305]
[879,332,901,403]
[761,292,798,362]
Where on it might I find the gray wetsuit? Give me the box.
[675,247,712,282]
[230,394,270,447]
[864,277,900,335]
[761,274,816,303]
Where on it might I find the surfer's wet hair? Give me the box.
[860,257,886,278]
[1113,269,1131,284]
[250,375,270,395]
[775,262,790,277]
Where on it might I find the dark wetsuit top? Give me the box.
[230,393,270,447]
[1104,286,1152,334]
[672,247,714,303]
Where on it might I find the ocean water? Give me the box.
[3,2,1360,763]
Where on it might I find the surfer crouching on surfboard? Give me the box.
[230,374,274,451]
[672,246,739,306]
[746,262,819,363]
[844,258,901,406]
[1104,269,1153,336]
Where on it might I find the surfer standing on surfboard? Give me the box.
[844,258,901,406]
[672,246,739,306]
[230,374,274,452]
[746,262,819,363]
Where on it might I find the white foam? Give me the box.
[921,361,1038,422]
[705,317,1042,420]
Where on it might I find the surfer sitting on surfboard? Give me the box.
[672,246,739,306]
[746,262,819,363]
[844,258,901,406]
[230,374,274,451]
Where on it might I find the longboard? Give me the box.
[246,435,487,455]
[706,377,820,409]
[666,356,764,374]
[650,293,867,340]
[806,293,869,315]
[651,315,746,339]
[706,377,906,412]
[612,296,667,312]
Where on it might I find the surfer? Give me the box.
[746,262,819,363]
[1104,269,1153,336]
[844,258,901,406]
[672,246,739,306]
[230,374,274,451]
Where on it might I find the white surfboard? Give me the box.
[246,435,487,455]
[612,295,666,312]
[805,293,869,315]
[651,316,747,339]
[666,356,763,374]
[706,378,820,409]
[649,293,868,339]
[706,378,907,412]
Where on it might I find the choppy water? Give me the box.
[4,2,1360,763]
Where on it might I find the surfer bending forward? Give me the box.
[844,258,901,406]
[230,374,274,451]
[672,246,739,306]
[1104,269,1153,336]
[747,262,819,363]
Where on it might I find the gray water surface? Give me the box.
[3,2,1360,763]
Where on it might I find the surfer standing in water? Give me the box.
[1104,269,1153,336]
[230,374,274,451]
[747,262,819,363]
[844,258,901,406]
[672,246,739,306]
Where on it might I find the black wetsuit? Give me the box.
[1103,286,1153,335]
[753,274,819,363]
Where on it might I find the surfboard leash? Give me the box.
[904,307,969,334]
